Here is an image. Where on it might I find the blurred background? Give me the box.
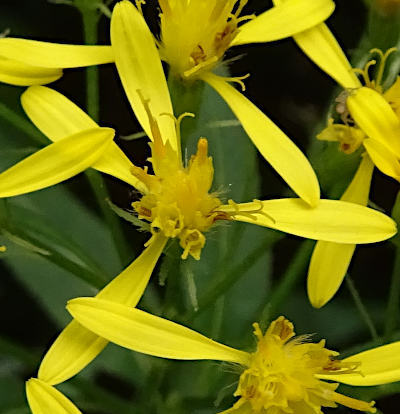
[0,0,399,413]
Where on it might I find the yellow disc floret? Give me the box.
[132,137,226,260]
[231,317,376,413]
[158,0,252,79]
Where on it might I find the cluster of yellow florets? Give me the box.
[232,317,376,413]
[158,0,250,79]
[132,138,227,260]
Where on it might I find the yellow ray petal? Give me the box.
[0,57,62,86]
[363,138,400,181]
[38,321,108,386]
[232,0,334,46]
[26,378,82,414]
[111,1,177,150]
[340,154,375,205]
[21,86,98,140]
[308,242,357,308]
[348,87,400,158]
[319,342,400,386]
[67,297,250,364]
[39,233,167,385]
[0,38,113,68]
[202,73,320,206]
[286,21,360,89]
[307,155,374,308]
[220,198,396,243]
[0,127,114,198]
[384,76,400,118]
[21,86,146,191]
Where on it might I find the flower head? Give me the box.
[67,298,400,414]
[129,97,226,259]
[232,317,376,413]
[158,0,252,79]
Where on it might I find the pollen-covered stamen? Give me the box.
[158,0,254,79]
[232,316,376,414]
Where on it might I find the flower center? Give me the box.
[132,136,228,260]
[233,317,376,413]
[158,0,252,79]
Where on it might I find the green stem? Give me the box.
[80,7,131,267]
[81,10,100,121]
[0,102,47,145]
[184,232,281,322]
[259,240,314,327]
[384,246,400,339]
[346,276,379,342]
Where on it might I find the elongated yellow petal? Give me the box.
[67,297,249,364]
[319,342,400,386]
[26,378,82,414]
[38,321,108,385]
[0,127,114,197]
[232,0,334,46]
[288,22,360,89]
[340,154,375,204]
[0,38,113,68]
[307,155,374,308]
[308,243,356,308]
[39,234,167,385]
[348,87,400,158]
[21,86,98,140]
[202,73,320,206]
[111,0,177,150]
[0,57,62,85]
[21,86,146,191]
[363,138,400,181]
[220,198,396,243]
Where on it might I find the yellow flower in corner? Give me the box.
[302,47,400,308]
[67,297,400,413]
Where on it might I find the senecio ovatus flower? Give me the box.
[0,0,338,204]
[59,299,400,414]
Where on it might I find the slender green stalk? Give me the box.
[184,232,281,322]
[346,276,379,342]
[384,247,400,339]
[259,240,314,327]
[79,6,131,267]
[2,225,106,289]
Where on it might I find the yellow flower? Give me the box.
[0,0,338,205]
[156,0,334,81]
[67,297,400,413]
